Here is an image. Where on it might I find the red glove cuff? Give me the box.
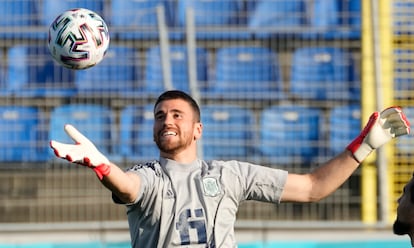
[93,164,111,180]
[346,111,378,162]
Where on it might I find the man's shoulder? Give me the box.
[127,160,163,175]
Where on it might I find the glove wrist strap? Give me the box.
[347,142,373,163]
[93,164,111,180]
[346,111,379,163]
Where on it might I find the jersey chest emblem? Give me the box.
[202,177,221,197]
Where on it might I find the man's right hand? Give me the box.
[50,124,111,180]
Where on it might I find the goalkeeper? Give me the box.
[50,90,410,248]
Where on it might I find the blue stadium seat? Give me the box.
[328,104,361,156]
[393,0,414,36]
[302,0,361,39]
[201,105,255,161]
[394,49,414,100]
[177,0,250,39]
[110,0,177,40]
[0,0,41,39]
[289,47,359,101]
[120,105,159,161]
[143,45,208,96]
[75,46,141,96]
[247,0,306,38]
[49,104,118,160]
[259,105,322,164]
[7,45,76,97]
[0,106,48,162]
[206,46,283,100]
[396,107,414,154]
[39,0,105,26]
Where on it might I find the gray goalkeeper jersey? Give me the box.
[118,157,288,248]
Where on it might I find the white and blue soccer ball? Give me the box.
[48,8,110,70]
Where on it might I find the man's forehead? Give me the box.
[154,99,191,112]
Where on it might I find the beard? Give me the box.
[154,132,192,155]
[393,219,412,235]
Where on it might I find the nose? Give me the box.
[163,113,175,125]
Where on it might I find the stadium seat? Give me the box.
[75,45,142,97]
[247,0,306,38]
[177,0,250,39]
[143,45,208,96]
[206,46,283,100]
[259,105,323,164]
[328,104,361,156]
[393,0,414,36]
[0,0,41,39]
[289,46,359,101]
[110,0,177,40]
[119,104,159,161]
[49,104,118,160]
[39,0,105,26]
[302,0,361,39]
[0,106,48,162]
[7,44,76,97]
[394,49,414,100]
[201,104,255,161]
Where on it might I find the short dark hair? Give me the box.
[154,90,201,122]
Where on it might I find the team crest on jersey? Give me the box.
[202,177,221,197]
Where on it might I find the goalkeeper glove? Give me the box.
[50,124,111,180]
[347,106,410,163]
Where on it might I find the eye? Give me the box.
[155,113,165,120]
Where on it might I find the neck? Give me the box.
[160,147,198,164]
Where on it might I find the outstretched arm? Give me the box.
[50,124,140,204]
[281,150,357,202]
[281,106,410,203]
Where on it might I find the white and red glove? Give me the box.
[50,124,111,180]
[347,106,410,163]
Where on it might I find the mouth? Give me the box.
[162,131,177,137]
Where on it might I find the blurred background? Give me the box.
[0,0,413,247]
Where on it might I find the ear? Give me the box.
[194,122,203,140]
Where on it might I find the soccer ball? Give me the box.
[48,8,110,70]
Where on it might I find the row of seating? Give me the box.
[0,44,360,101]
[393,0,414,36]
[0,0,361,40]
[394,48,414,99]
[0,103,374,164]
